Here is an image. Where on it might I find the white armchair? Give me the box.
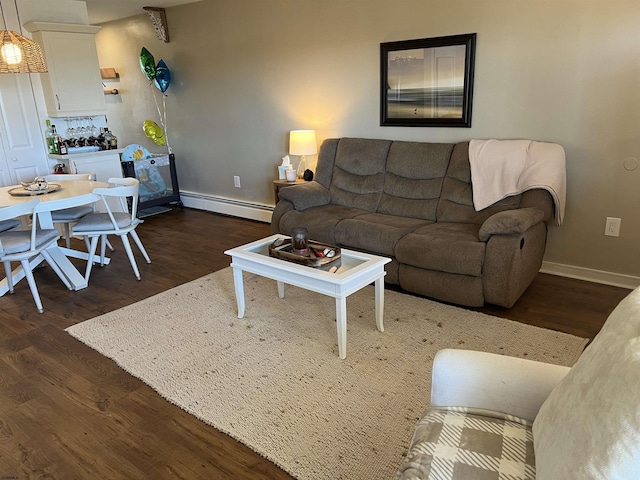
[396,286,640,480]
[430,349,570,423]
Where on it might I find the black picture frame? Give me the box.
[380,33,476,127]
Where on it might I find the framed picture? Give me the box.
[380,33,476,127]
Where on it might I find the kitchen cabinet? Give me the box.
[49,149,124,212]
[49,150,124,183]
[25,22,106,118]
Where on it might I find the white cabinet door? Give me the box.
[26,23,106,118]
[0,75,49,186]
[67,152,123,183]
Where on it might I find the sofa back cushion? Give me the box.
[329,138,391,212]
[314,138,340,191]
[532,286,640,479]
[315,138,555,225]
[437,142,523,224]
[377,141,453,221]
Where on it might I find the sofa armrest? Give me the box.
[478,207,545,242]
[430,349,571,422]
[277,181,330,211]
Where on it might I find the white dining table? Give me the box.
[0,180,109,296]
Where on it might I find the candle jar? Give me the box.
[285,168,297,181]
[291,227,309,256]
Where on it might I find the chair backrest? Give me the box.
[0,198,39,222]
[0,198,40,254]
[44,173,96,182]
[93,177,140,229]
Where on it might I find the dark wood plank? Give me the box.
[0,207,630,478]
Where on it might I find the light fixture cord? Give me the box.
[14,0,23,34]
[0,0,30,34]
[0,1,7,30]
[0,0,24,32]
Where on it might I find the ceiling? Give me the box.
[81,0,201,25]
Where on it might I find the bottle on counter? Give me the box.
[103,129,113,150]
[108,130,118,149]
[45,120,58,155]
[57,134,68,155]
[98,128,107,150]
[49,124,60,155]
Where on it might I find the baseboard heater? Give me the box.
[180,191,273,223]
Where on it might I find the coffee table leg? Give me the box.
[277,280,285,298]
[375,277,384,332]
[231,266,245,318]
[336,297,347,359]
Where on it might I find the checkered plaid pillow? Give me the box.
[396,407,535,480]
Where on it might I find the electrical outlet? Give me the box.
[605,217,621,237]
[233,176,241,188]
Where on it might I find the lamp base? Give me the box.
[296,155,306,179]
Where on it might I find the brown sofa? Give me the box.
[270,138,555,307]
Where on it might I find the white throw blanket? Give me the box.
[469,139,566,225]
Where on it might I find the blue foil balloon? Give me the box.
[154,59,171,93]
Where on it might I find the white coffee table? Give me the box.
[224,234,391,359]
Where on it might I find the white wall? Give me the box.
[95,0,640,284]
[17,0,89,25]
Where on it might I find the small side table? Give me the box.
[273,178,306,203]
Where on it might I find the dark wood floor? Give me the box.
[0,207,631,479]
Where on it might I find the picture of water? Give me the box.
[386,86,463,119]
[384,42,468,122]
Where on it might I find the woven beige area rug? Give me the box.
[66,267,587,480]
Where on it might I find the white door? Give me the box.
[0,74,49,186]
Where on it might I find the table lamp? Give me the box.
[289,130,317,179]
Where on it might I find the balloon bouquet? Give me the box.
[139,47,172,153]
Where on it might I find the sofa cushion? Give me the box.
[277,181,330,211]
[396,408,535,480]
[329,138,391,212]
[399,265,485,307]
[314,138,340,190]
[532,286,640,479]
[334,213,430,256]
[377,141,454,221]
[278,204,367,245]
[438,142,523,224]
[396,223,485,276]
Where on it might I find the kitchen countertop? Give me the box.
[48,148,124,161]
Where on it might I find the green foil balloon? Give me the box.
[139,47,156,81]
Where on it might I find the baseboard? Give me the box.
[541,261,640,290]
[180,191,273,223]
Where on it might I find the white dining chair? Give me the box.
[0,219,20,233]
[0,198,62,313]
[44,173,100,249]
[71,177,151,282]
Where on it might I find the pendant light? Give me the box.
[0,0,47,73]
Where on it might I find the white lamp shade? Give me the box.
[289,130,317,156]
